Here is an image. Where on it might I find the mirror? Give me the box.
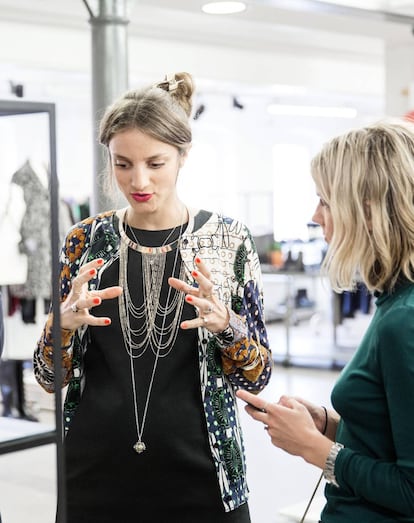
[0,100,64,522]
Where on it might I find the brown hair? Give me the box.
[99,72,194,153]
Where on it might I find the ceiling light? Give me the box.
[267,104,357,119]
[202,2,247,15]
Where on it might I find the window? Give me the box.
[272,144,315,240]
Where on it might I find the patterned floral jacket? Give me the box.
[34,208,272,513]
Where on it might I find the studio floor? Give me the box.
[0,313,371,523]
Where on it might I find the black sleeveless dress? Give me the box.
[64,226,251,523]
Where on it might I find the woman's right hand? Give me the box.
[295,397,339,440]
[294,397,327,434]
[236,391,332,468]
[60,258,123,330]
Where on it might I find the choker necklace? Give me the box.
[118,216,182,255]
[117,208,187,453]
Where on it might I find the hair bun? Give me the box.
[155,72,194,117]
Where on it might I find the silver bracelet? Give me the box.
[323,442,344,488]
[215,308,247,347]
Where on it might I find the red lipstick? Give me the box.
[131,193,152,203]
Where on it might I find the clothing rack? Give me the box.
[0,100,66,521]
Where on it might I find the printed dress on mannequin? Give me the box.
[9,159,51,302]
[1,159,74,414]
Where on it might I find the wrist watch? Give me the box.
[323,442,344,488]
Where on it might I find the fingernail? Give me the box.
[93,298,100,305]
[181,322,188,329]
[192,271,198,278]
[97,259,104,265]
[89,269,96,276]
[195,257,201,264]
[104,319,110,325]
[186,296,193,302]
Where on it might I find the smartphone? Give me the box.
[246,402,266,412]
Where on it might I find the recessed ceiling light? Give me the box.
[202,2,247,15]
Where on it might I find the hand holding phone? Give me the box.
[246,403,267,412]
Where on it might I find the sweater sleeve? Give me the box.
[218,228,272,393]
[334,306,414,516]
[33,221,89,392]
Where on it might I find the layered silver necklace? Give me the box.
[118,209,187,453]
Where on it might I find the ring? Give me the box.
[71,303,79,313]
[204,305,214,314]
[204,293,214,299]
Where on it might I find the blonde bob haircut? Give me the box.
[311,119,414,293]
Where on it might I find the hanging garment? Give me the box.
[0,183,28,286]
[9,160,51,300]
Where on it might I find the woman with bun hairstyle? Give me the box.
[34,72,271,523]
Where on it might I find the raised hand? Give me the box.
[168,256,229,333]
[61,258,123,330]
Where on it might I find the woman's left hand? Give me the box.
[236,389,331,467]
[168,256,229,333]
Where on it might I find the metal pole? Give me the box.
[48,103,67,523]
[84,0,130,214]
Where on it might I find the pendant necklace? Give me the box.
[118,208,188,453]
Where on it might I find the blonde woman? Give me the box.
[238,120,414,522]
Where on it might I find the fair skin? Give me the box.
[236,192,339,468]
[313,195,333,243]
[61,127,228,333]
[110,128,188,230]
[169,257,229,333]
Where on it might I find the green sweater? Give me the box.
[321,282,414,522]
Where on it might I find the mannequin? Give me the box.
[9,159,51,302]
[0,159,51,421]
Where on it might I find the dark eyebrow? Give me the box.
[112,153,169,161]
[146,153,169,161]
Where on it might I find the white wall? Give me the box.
[0,18,384,237]
[0,18,384,94]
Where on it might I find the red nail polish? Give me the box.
[89,269,96,276]
[93,298,100,305]
[192,271,198,278]
[195,257,201,264]
[97,259,104,265]
[186,295,193,302]
[104,319,110,325]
